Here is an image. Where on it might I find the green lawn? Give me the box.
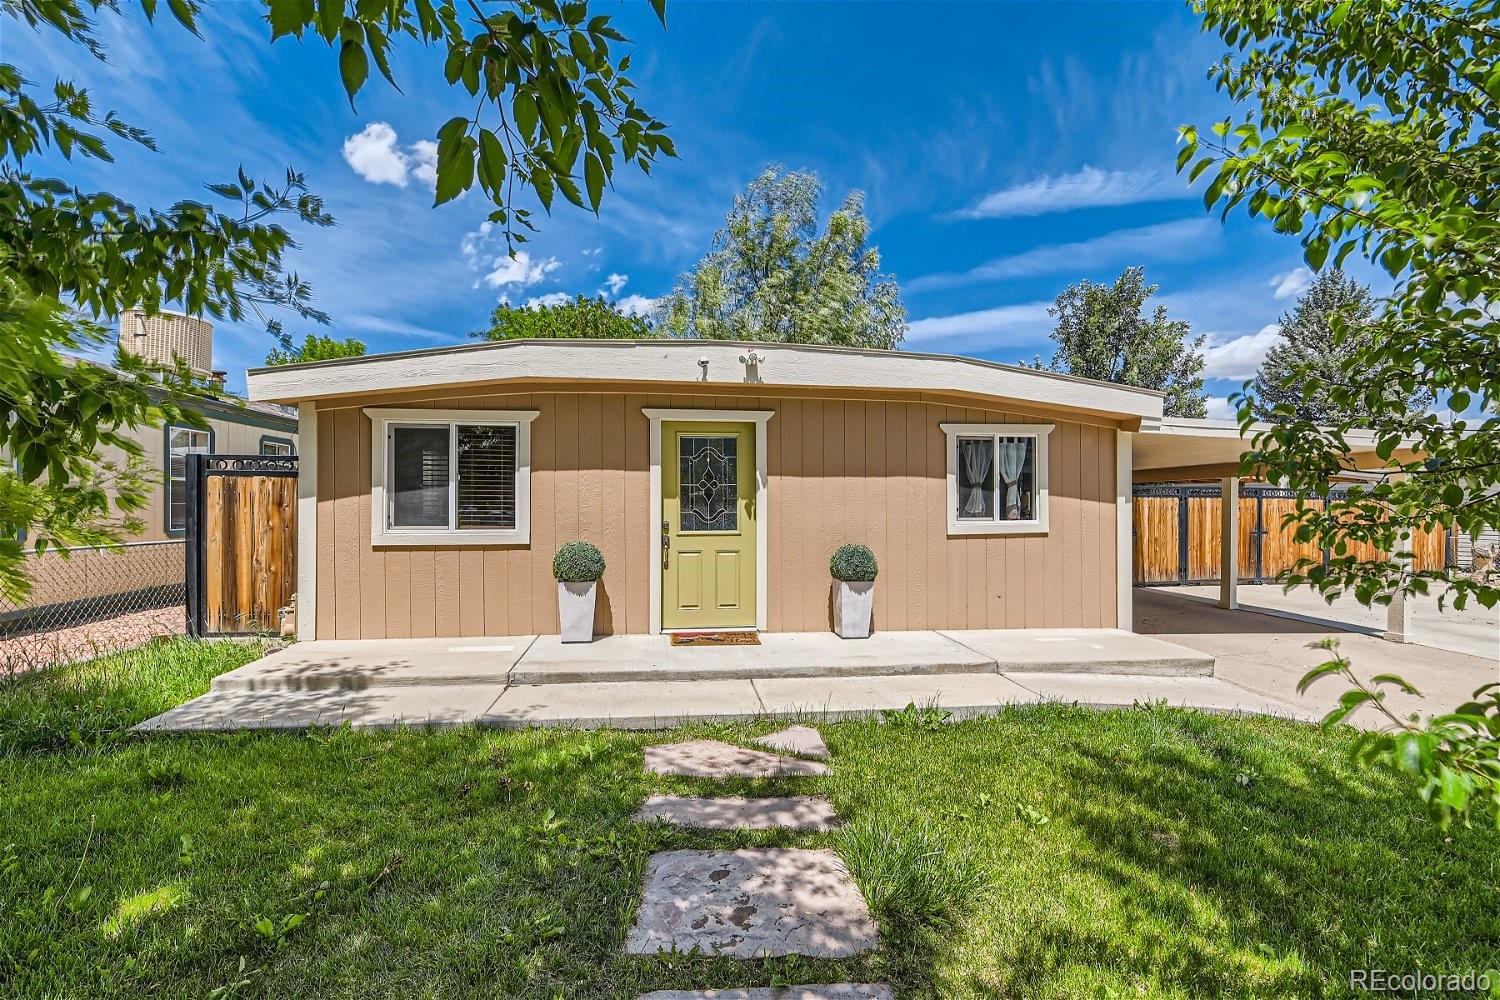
[2,640,1496,999]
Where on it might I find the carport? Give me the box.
[1130,418,1421,639]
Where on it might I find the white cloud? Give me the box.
[616,294,658,318]
[484,251,561,289]
[955,166,1192,220]
[602,273,629,295]
[1270,267,1312,300]
[1205,396,1237,420]
[1202,323,1282,379]
[909,218,1214,292]
[341,122,438,188]
[905,302,1053,350]
[407,139,438,186]
[524,292,572,309]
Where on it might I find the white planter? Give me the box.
[558,581,598,643]
[832,580,875,639]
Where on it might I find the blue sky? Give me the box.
[14,1,1384,413]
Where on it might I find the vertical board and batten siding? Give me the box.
[313,387,1119,639]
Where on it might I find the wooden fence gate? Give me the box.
[1132,484,1451,585]
[185,453,298,636]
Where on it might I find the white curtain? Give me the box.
[997,438,1028,516]
[960,438,993,515]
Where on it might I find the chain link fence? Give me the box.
[0,541,186,674]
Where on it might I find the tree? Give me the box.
[1184,0,1500,827]
[1042,267,1208,418]
[656,165,906,349]
[471,294,652,340]
[1251,270,1431,423]
[1,0,670,603]
[264,333,367,366]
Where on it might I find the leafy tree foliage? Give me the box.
[1,0,668,603]
[263,0,673,243]
[471,294,652,340]
[264,333,368,366]
[1041,267,1208,418]
[1184,0,1499,827]
[1251,270,1432,423]
[656,166,906,349]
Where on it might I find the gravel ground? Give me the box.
[0,605,186,675]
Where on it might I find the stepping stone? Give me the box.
[635,794,840,831]
[753,725,831,760]
[644,739,829,778]
[625,849,878,958]
[639,987,892,999]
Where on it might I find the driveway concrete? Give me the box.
[1173,583,1499,660]
[1136,588,1499,723]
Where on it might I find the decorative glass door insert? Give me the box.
[679,435,739,532]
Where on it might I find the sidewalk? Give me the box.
[134,629,1321,733]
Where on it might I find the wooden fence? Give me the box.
[1133,485,1450,585]
[185,454,298,636]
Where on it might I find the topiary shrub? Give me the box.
[830,543,878,582]
[553,541,606,582]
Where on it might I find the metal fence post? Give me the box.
[1176,486,1190,582]
[184,452,205,638]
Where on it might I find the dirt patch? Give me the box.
[0,605,186,675]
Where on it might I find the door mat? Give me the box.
[670,631,761,647]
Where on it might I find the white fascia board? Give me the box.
[246,340,1164,421]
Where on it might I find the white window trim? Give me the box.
[940,422,1054,536]
[365,407,538,546]
[643,408,773,634]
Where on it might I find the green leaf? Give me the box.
[514,91,540,143]
[647,0,667,25]
[166,0,199,34]
[267,0,312,40]
[583,152,604,213]
[478,129,507,197]
[317,0,344,41]
[434,131,476,206]
[338,36,369,106]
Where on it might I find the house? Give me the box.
[246,339,1155,640]
[1,311,298,630]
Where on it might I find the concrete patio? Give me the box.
[131,627,1322,733]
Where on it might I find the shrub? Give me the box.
[830,543,877,582]
[552,542,605,582]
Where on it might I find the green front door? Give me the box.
[661,421,757,630]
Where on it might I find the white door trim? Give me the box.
[644,408,774,634]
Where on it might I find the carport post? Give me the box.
[1219,476,1239,610]
[1385,591,1411,643]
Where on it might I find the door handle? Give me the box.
[661,519,670,566]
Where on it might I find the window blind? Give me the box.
[456,424,517,530]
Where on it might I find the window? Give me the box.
[940,423,1053,535]
[166,425,213,535]
[366,408,537,545]
[259,436,294,456]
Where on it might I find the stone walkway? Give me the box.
[628,726,887,999]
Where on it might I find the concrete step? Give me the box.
[509,631,993,685]
[209,638,533,692]
[510,629,1214,685]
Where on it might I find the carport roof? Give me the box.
[1134,417,1397,482]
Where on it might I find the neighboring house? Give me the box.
[2,311,297,626]
[247,339,1156,640]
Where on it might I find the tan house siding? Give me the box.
[312,385,1119,639]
